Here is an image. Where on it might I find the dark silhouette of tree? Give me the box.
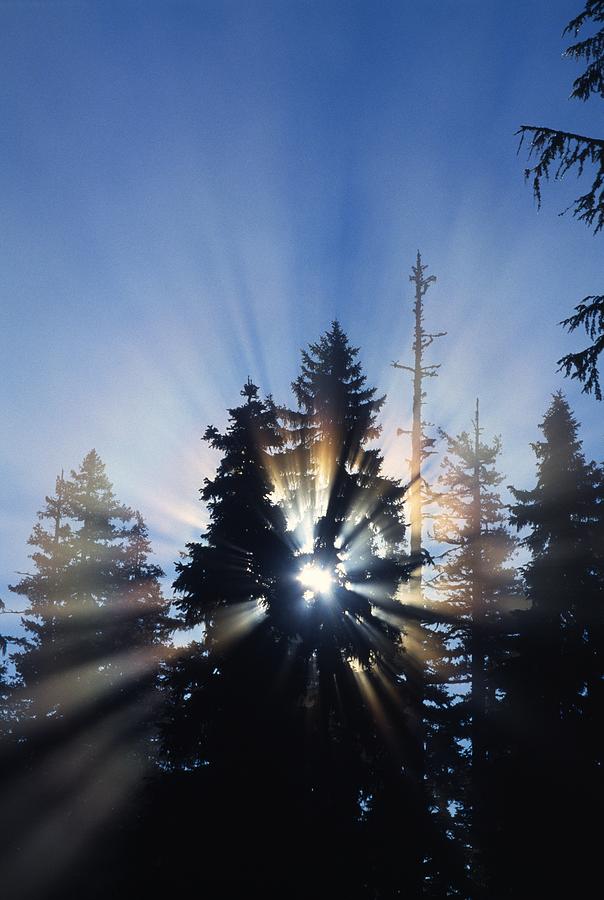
[389,256,455,894]
[489,393,604,896]
[392,252,445,592]
[519,0,604,397]
[161,379,291,764]
[278,322,426,893]
[278,321,408,664]
[431,401,519,896]
[154,331,468,895]
[154,379,302,891]
[1,452,169,899]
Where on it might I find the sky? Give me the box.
[1,0,602,629]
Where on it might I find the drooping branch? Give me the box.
[558,293,604,398]
[518,125,604,233]
[564,1,604,100]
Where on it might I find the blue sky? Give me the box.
[1,1,602,622]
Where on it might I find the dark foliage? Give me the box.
[1,339,601,899]
[519,0,604,396]
[148,328,473,896]
[488,393,604,895]
[0,452,170,899]
[432,404,520,895]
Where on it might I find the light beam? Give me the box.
[297,562,333,597]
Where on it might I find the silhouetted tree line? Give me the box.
[1,320,602,899]
[2,4,604,892]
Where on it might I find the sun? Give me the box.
[297,562,334,597]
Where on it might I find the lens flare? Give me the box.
[297,562,333,597]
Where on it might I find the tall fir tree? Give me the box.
[161,379,292,765]
[491,393,604,896]
[12,452,169,723]
[2,451,169,899]
[280,323,417,892]
[277,323,466,895]
[431,402,519,896]
[155,331,455,896]
[278,321,408,663]
[153,380,302,891]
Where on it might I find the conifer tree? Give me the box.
[277,323,463,894]
[492,393,604,895]
[156,338,444,895]
[152,333,472,896]
[277,321,407,664]
[12,452,169,721]
[508,392,603,757]
[2,452,169,899]
[154,380,302,891]
[431,401,518,895]
[174,379,289,627]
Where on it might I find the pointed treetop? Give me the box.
[241,377,259,404]
[69,449,133,522]
[530,391,584,466]
[291,321,385,441]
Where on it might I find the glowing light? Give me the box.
[297,562,333,597]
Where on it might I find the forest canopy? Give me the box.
[1,1,603,898]
[1,315,602,899]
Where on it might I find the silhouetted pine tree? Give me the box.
[154,331,449,896]
[277,321,407,662]
[276,323,467,895]
[2,452,169,899]
[154,380,300,891]
[431,402,519,895]
[277,323,415,892]
[490,393,604,896]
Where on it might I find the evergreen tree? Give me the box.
[491,393,604,896]
[155,335,443,895]
[154,380,301,891]
[277,323,466,895]
[277,321,407,665]
[12,452,169,722]
[431,402,518,895]
[162,378,291,766]
[509,393,604,761]
[280,324,415,891]
[2,452,169,899]
[519,0,604,396]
